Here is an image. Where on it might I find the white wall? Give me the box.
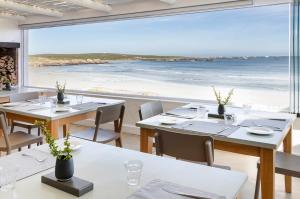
[0,19,21,42]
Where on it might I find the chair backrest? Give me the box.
[9,92,39,102]
[139,101,163,120]
[0,112,10,151]
[155,129,214,166]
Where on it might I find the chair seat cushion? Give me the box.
[258,151,300,178]
[13,121,38,129]
[0,131,43,151]
[71,128,120,143]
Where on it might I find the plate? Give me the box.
[2,102,23,107]
[55,107,70,112]
[58,140,81,151]
[159,118,177,125]
[247,126,274,135]
[69,140,81,151]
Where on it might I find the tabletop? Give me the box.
[136,103,297,149]
[0,95,125,120]
[0,138,247,199]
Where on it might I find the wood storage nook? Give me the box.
[0,42,20,89]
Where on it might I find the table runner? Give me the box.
[0,149,55,186]
[128,179,225,199]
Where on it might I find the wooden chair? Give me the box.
[139,101,163,120]
[155,129,230,169]
[71,104,125,147]
[139,101,163,148]
[254,151,300,199]
[0,112,43,155]
[9,92,41,139]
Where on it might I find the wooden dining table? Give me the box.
[0,138,247,199]
[136,104,297,199]
[0,95,124,139]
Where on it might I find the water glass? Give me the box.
[0,166,18,193]
[76,95,83,104]
[242,104,252,114]
[196,106,207,119]
[124,160,143,186]
[224,113,236,125]
[38,95,47,105]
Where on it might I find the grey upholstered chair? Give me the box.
[155,129,230,170]
[139,101,163,120]
[71,103,125,147]
[9,92,41,139]
[0,112,43,155]
[254,151,300,199]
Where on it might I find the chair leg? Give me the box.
[10,123,15,134]
[116,138,122,148]
[254,166,261,199]
[38,128,41,136]
[28,128,32,149]
[18,148,22,152]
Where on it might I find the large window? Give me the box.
[26,4,290,111]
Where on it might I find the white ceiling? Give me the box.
[0,0,292,27]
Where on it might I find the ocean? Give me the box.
[30,56,289,92]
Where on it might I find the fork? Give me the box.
[22,153,47,162]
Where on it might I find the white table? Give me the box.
[0,95,124,138]
[136,103,297,199]
[0,138,247,199]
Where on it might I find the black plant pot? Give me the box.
[57,92,64,104]
[4,83,11,91]
[218,104,225,115]
[55,157,74,182]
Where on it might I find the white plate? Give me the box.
[2,102,23,107]
[58,140,81,151]
[55,107,70,112]
[159,118,177,125]
[247,126,274,135]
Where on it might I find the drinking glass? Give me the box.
[0,165,18,193]
[224,113,236,125]
[124,160,143,186]
[38,95,47,105]
[242,104,252,114]
[76,95,83,104]
[196,106,207,119]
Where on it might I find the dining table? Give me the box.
[136,103,297,199]
[0,138,247,199]
[0,95,124,139]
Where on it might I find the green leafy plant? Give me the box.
[35,120,72,160]
[56,81,66,93]
[212,86,234,105]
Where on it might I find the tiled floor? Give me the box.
[10,125,300,199]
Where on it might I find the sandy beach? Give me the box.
[28,68,289,112]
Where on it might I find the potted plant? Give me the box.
[56,81,66,104]
[2,77,11,91]
[35,121,74,182]
[212,86,234,115]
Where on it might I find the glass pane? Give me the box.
[27,4,290,111]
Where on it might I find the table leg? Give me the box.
[260,148,275,199]
[48,120,59,139]
[140,128,153,153]
[63,124,69,137]
[283,127,292,193]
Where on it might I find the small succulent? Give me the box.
[35,120,72,160]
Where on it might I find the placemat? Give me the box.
[0,149,55,186]
[70,102,106,110]
[165,108,198,119]
[128,179,225,199]
[173,121,238,137]
[239,119,289,131]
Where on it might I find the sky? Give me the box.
[29,4,290,57]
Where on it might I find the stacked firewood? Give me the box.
[0,55,17,88]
